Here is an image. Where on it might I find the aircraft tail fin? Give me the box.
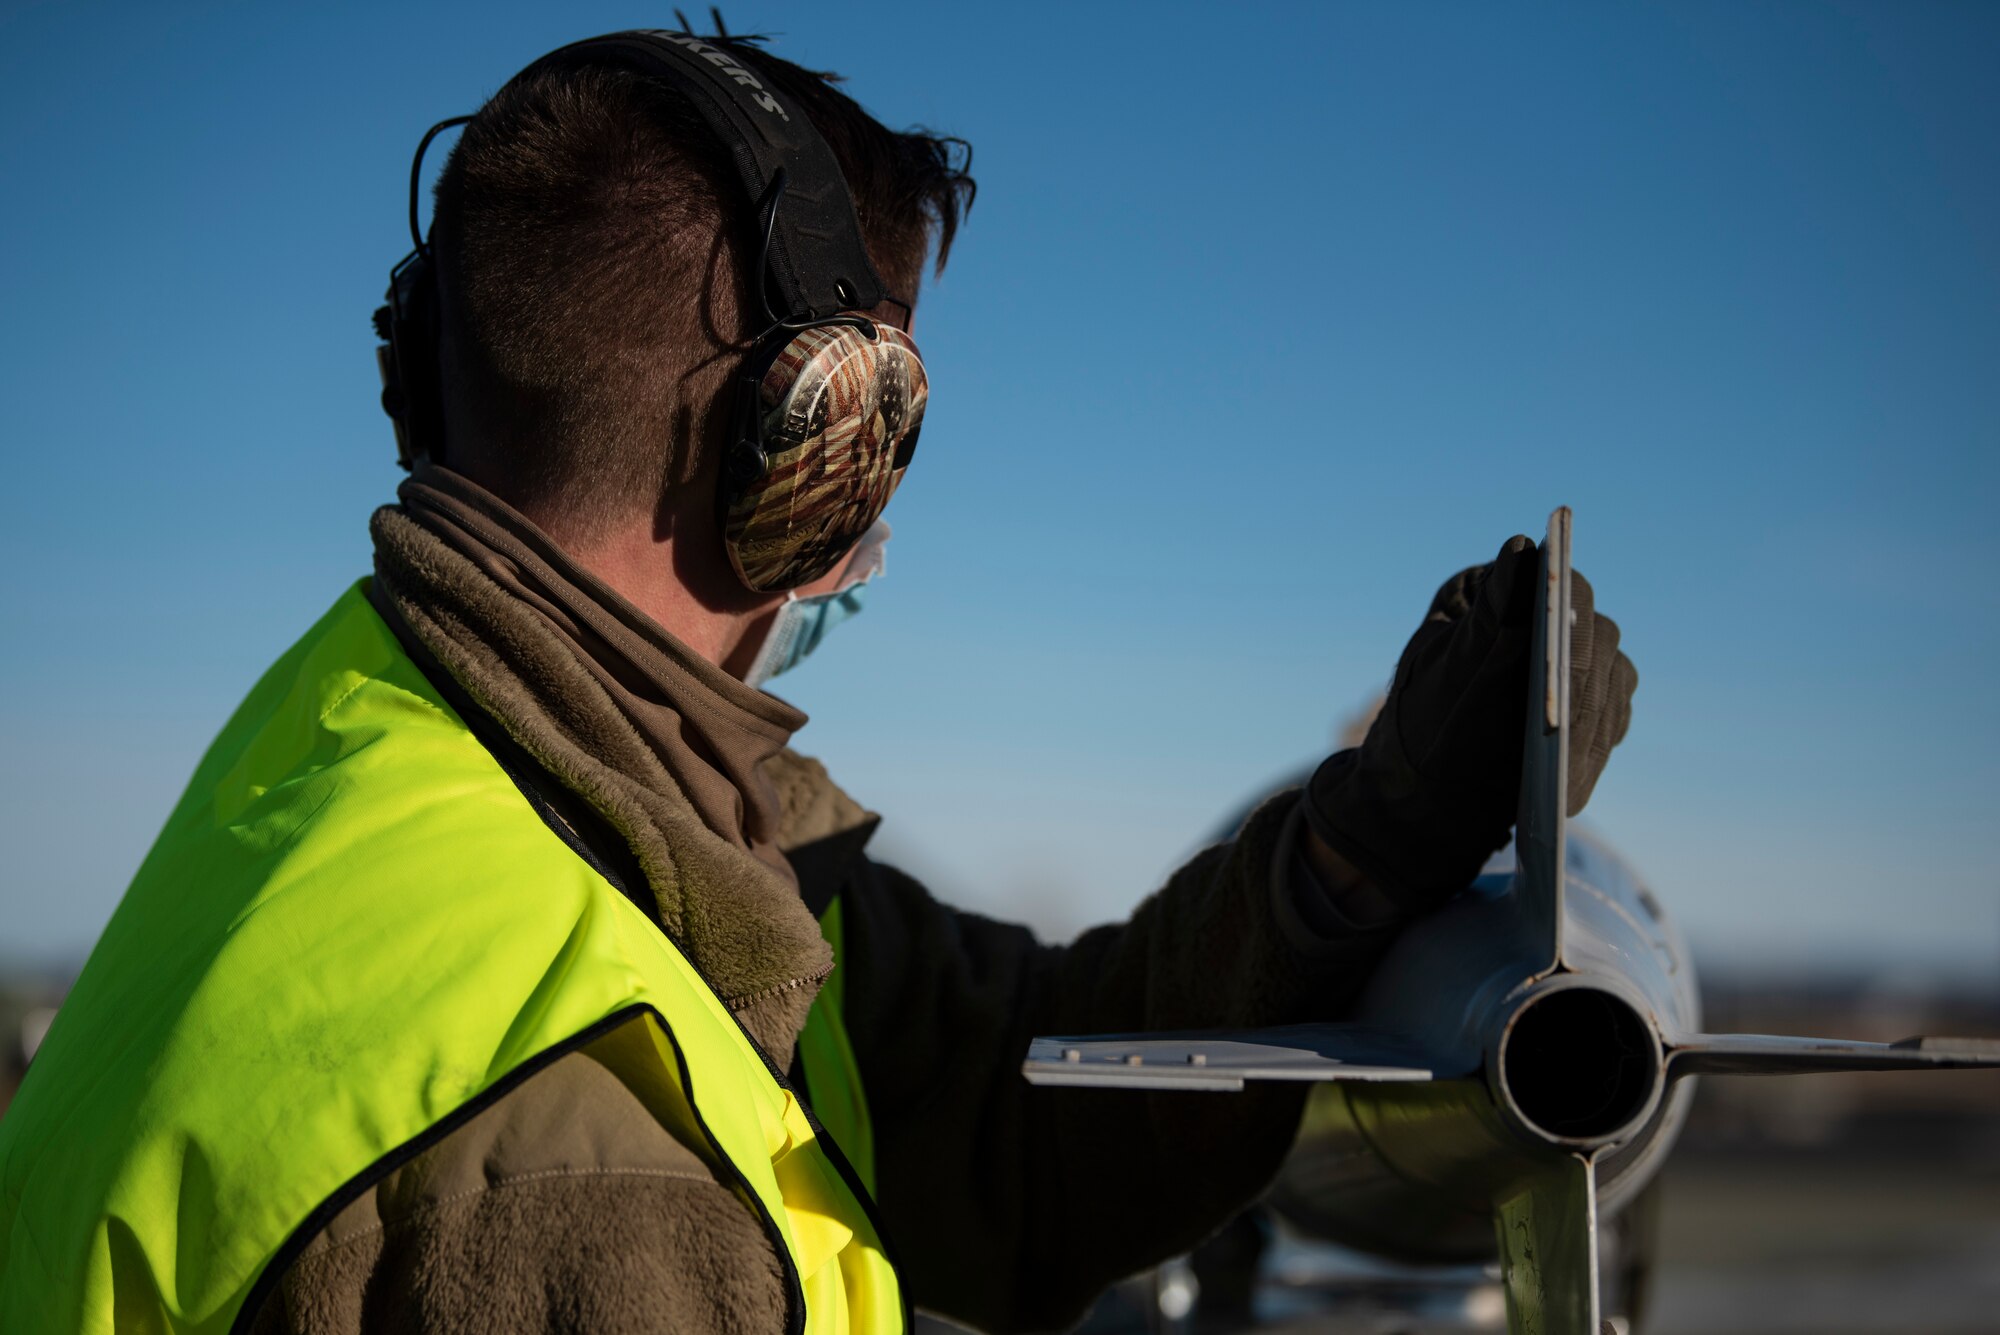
[1495,1152,1603,1335]
[1513,506,1573,978]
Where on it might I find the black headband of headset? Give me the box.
[523,30,886,322]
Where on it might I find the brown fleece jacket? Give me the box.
[252,468,1406,1334]
[252,1030,788,1335]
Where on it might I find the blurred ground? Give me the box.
[1646,1144,2000,1335]
[1061,1129,2000,1335]
[1645,979,2000,1335]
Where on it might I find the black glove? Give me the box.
[1302,535,1637,912]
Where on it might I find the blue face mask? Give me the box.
[742,522,888,689]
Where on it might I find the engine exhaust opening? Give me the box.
[1500,987,1660,1143]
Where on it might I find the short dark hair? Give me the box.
[431,35,974,541]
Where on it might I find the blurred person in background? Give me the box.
[0,23,1634,1335]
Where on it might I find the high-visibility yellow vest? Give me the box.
[0,582,902,1334]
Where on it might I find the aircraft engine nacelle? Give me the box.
[1270,830,1699,1263]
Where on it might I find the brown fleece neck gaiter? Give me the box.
[369,464,833,1057]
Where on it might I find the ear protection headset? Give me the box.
[373,28,928,593]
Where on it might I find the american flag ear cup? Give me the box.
[722,323,926,593]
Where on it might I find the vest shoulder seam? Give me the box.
[314,674,374,727]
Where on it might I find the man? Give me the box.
[0,27,1635,1335]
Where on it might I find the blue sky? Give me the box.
[1,1,1995,981]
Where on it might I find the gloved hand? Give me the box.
[1301,535,1636,913]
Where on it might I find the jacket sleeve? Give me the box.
[837,792,1401,1333]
